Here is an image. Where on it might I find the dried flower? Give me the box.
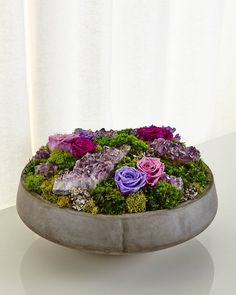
[182,185,198,201]
[70,187,91,211]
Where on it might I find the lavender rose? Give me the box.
[137,157,165,186]
[48,134,97,158]
[114,166,146,195]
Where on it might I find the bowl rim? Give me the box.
[20,167,214,219]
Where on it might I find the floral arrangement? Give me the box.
[23,125,212,215]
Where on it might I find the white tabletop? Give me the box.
[0,133,235,295]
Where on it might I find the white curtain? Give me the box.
[1,0,236,209]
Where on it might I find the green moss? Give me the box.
[160,158,211,191]
[48,149,76,170]
[83,199,99,214]
[25,174,45,194]
[23,159,47,175]
[94,133,148,156]
[144,181,182,210]
[115,156,137,170]
[40,176,56,197]
[90,180,126,215]
[126,192,146,213]
[117,128,133,135]
[95,144,103,153]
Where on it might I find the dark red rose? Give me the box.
[136,125,173,142]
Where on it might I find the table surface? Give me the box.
[1,132,236,295]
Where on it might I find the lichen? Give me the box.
[83,199,99,214]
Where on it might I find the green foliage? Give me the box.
[144,181,182,210]
[126,192,146,213]
[83,199,99,214]
[94,133,148,156]
[25,174,45,194]
[90,180,126,215]
[115,156,137,170]
[48,149,76,170]
[160,158,211,191]
[23,159,47,175]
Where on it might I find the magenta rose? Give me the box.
[48,134,97,158]
[137,157,165,186]
[136,125,173,142]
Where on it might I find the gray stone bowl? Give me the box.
[17,173,218,255]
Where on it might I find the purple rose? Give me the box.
[136,125,173,142]
[114,166,146,195]
[48,134,97,158]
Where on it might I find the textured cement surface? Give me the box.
[17,177,218,255]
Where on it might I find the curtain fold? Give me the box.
[1,0,236,208]
[0,0,31,209]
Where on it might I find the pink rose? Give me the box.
[48,134,97,158]
[137,157,165,186]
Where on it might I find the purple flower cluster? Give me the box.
[73,128,96,140]
[74,128,117,139]
[159,173,183,190]
[115,166,146,195]
[149,138,200,163]
[53,145,130,195]
[35,162,57,177]
[161,126,181,141]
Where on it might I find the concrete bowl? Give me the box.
[17,173,218,255]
